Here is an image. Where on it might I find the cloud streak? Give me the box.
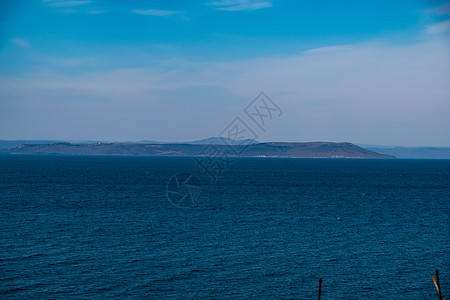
[426,19,450,34]
[426,2,450,16]
[424,1,450,35]
[11,38,31,48]
[132,9,179,16]
[43,0,91,8]
[209,0,272,11]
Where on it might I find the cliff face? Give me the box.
[0,142,395,158]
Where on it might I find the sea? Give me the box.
[0,155,449,299]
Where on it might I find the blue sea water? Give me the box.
[0,155,449,299]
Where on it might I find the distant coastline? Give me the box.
[4,138,450,158]
[0,140,394,159]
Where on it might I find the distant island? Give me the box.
[0,139,394,158]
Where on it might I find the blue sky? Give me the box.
[1,0,449,146]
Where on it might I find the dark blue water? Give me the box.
[0,155,449,299]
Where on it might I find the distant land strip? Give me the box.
[0,142,395,158]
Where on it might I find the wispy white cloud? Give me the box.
[209,0,272,11]
[88,10,105,14]
[426,2,450,16]
[43,0,91,8]
[423,3,450,35]
[304,45,353,55]
[11,38,31,48]
[425,19,450,34]
[132,9,179,17]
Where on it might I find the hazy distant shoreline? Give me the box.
[2,139,450,159]
[0,141,394,159]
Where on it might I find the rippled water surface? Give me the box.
[0,155,449,299]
